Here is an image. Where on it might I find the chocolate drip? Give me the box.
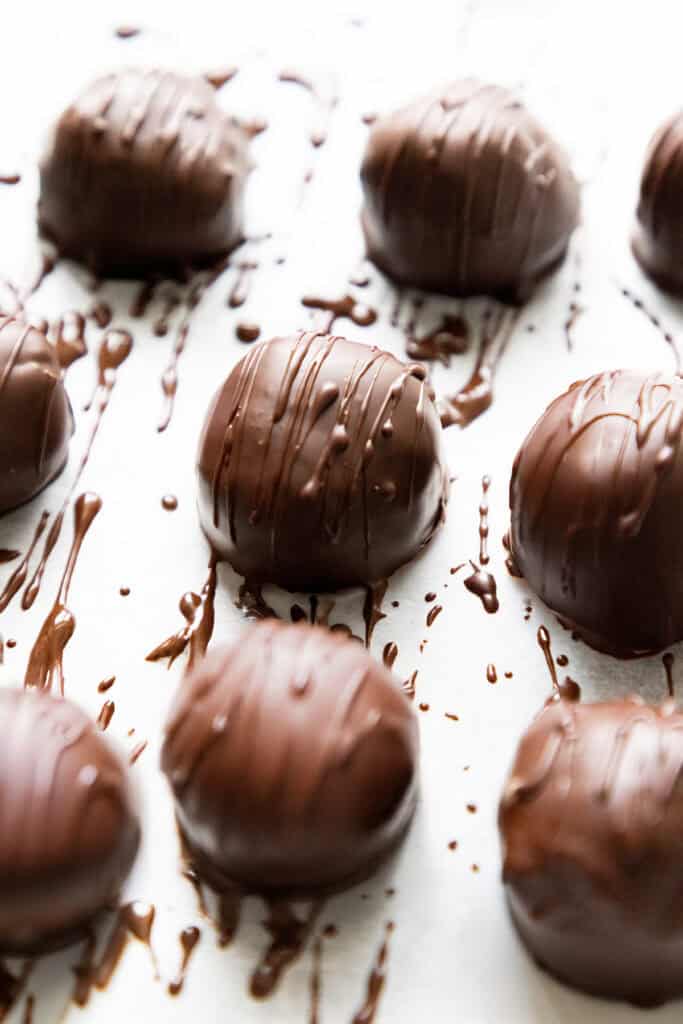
[98,676,115,693]
[406,314,469,365]
[24,493,101,693]
[478,475,491,564]
[129,741,147,765]
[54,311,87,370]
[439,307,518,429]
[205,67,238,90]
[383,641,398,669]
[0,551,19,565]
[309,936,323,1024]
[73,902,156,1006]
[168,926,201,995]
[87,301,112,329]
[0,174,20,186]
[363,580,387,647]
[486,664,497,684]
[277,69,335,149]
[426,604,442,626]
[236,322,260,343]
[251,900,322,999]
[227,261,258,308]
[351,922,394,1024]
[0,511,49,613]
[146,554,218,667]
[664,652,675,698]
[464,562,499,613]
[97,700,115,731]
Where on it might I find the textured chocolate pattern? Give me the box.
[0,317,72,515]
[0,688,140,954]
[500,697,683,1006]
[197,331,448,591]
[361,79,579,302]
[161,621,418,894]
[509,369,683,656]
[39,68,250,274]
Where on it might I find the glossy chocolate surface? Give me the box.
[509,370,683,657]
[0,317,72,515]
[361,79,579,303]
[161,620,419,894]
[500,697,683,1006]
[0,688,140,954]
[197,331,448,591]
[39,68,250,275]
[633,111,683,294]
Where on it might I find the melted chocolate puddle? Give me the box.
[236,322,260,343]
[24,493,101,693]
[351,921,394,1023]
[439,307,518,428]
[168,927,201,996]
[406,313,469,365]
[302,293,377,333]
[250,899,323,999]
[72,902,157,1007]
[153,287,181,337]
[146,554,218,668]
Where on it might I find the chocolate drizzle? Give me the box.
[54,311,87,370]
[439,307,518,429]
[228,261,258,308]
[406,313,469,365]
[24,493,101,693]
[146,554,217,667]
[73,902,156,1007]
[663,652,675,698]
[302,293,378,333]
[351,922,394,1024]
[97,700,115,731]
[0,512,49,613]
[619,286,681,371]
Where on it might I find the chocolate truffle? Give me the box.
[500,697,683,1006]
[509,369,683,657]
[161,620,418,894]
[0,317,72,515]
[360,79,580,303]
[0,687,140,954]
[633,111,683,294]
[197,331,448,591]
[38,68,250,275]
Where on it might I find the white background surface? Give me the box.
[2,0,683,1021]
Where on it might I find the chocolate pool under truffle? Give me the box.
[38,68,250,275]
[197,331,448,591]
[0,688,140,954]
[360,79,580,303]
[161,620,418,894]
[0,317,72,515]
[500,696,683,1006]
[508,369,683,657]
[633,110,683,294]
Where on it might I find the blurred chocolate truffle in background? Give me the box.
[0,317,72,515]
[161,620,419,894]
[197,331,448,592]
[39,68,250,275]
[0,688,140,954]
[500,697,683,1006]
[633,110,683,294]
[508,369,683,657]
[360,79,580,303]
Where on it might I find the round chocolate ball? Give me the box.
[0,687,140,954]
[633,111,683,294]
[500,697,683,1006]
[39,68,250,275]
[509,369,683,657]
[197,331,448,591]
[161,621,419,894]
[0,317,72,515]
[360,79,580,303]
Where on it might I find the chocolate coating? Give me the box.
[161,620,418,894]
[0,317,72,515]
[197,331,448,591]
[39,68,249,275]
[633,111,683,294]
[0,687,140,954]
[509,370,683,657]
[360,79,580,303]
[500,697,683,1006]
